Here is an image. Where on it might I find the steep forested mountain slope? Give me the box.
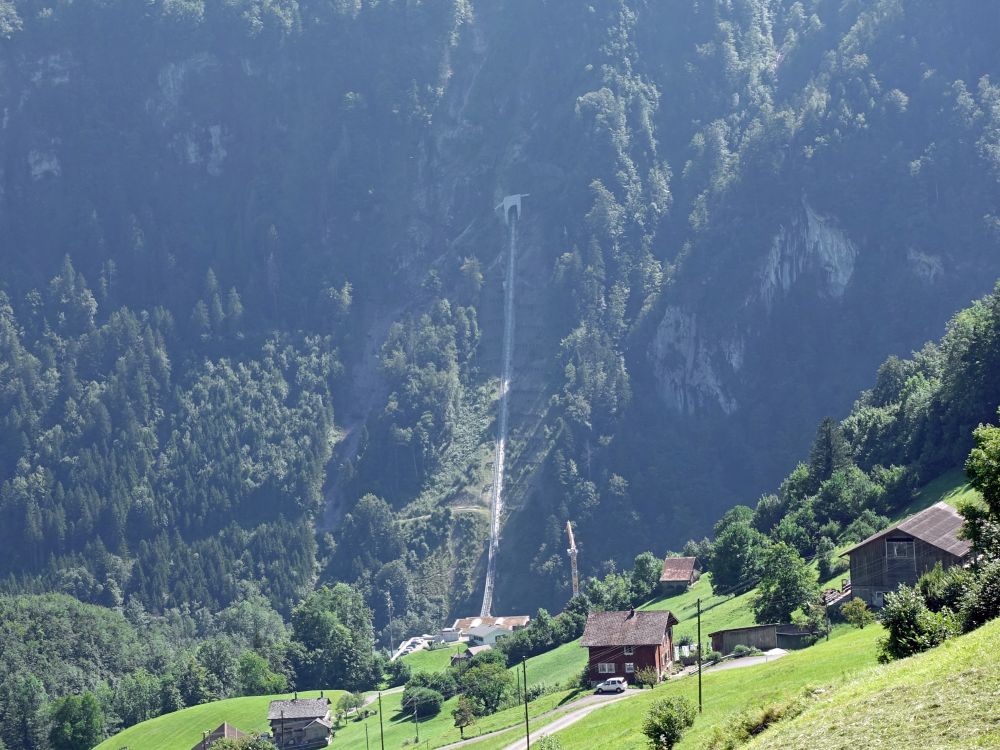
[3,0,1000,627]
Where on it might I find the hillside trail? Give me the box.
[480,212,518,617]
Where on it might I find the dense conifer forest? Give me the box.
[3,1,1000,745]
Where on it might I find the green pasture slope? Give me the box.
[899,467,983,516]
[548,624,882,749]
[328,685,583,749]
[95,690,344,750]
[747,617,1000,749]
[401,642,467,674]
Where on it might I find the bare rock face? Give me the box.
[756,196,857,311]
[649,306,740,416]
[650,197,857,416]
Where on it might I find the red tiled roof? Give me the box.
[659,556,698,583]
[580,610,678,647]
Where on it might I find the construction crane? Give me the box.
[566,520,579,598]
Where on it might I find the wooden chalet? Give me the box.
[658,556,700,594]
[268,695,333,750]
[580,608,677,686]
[841,502,972,608]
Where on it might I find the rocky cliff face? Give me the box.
[649,197,858,416]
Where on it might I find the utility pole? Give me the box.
[697,598,703,714]
[522,657,531,749]
[387,593,395,654]
[413,696,420,743]
[378,692,385,750]
[365,722,370,750]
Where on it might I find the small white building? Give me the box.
[467,624,511,646]
[438,627,461,643]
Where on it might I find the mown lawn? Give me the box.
[401,642,468,674]
[95,690,345,750]
[641,573,757,646]
[747,618,1000,749]
[548,624,882,749]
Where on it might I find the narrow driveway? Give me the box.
[705,648,788,672]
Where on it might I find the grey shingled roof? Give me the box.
[841,502,972,558]
[580,610,678,647]
[268,698,330,721]
[660,556,698,582]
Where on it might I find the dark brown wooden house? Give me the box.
[658,556,700,594]
[841,502,972,608]
[580,609,677,686]
[268,696,333,750]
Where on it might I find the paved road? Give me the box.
[437,691,636,750]
[498,690,640,750]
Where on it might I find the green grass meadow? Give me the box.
[95,690,345,750]
[547,624,882,750]
[401,642,468,674]
[746,617,1000,750]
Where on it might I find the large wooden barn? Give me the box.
[841,501,972,608]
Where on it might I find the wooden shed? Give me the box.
[709,623,814,654]
[658,556,700,594]
[840,502,972,608]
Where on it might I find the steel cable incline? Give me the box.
[482,212,518,617]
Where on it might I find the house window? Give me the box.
[886,539,914,558]
[624,663,635,673]
[623,645,634,656]
[598,663,616,674]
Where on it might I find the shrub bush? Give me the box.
[635,666,659,688]
[917,562,973,613]
[406,670,458,699]
[841,597,874,629]
[877,585,960,662]
[642,696,697,749]
[732,644,761,658]
[961,558,1000,632]
[703,694,809,750]
[400,686,444,717]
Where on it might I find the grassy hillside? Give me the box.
[899,467,984,517]
[543,624,882,749]
[642,573,757,645]
[328,685,582,749]
[401,643,468,674]
[748,618,1000,750]
[95,690,345,750]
